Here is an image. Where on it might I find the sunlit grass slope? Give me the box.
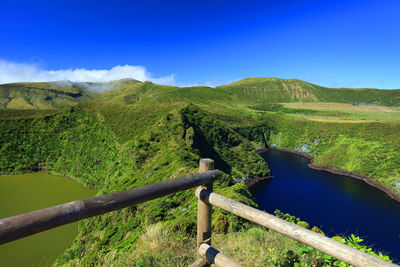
[0,81,93,109]
[218,77,400,106]
[281,102,400,122]
[1,77,399,110]
[97,77,399,110]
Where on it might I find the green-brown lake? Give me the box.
[0,173,96,267]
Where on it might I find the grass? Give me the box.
[281,102,400,122]
[0,77,398,265]
[0,81,93,109]
[1,77,399,110]
[253,112,400,193]
[63,219,394,267]
[64,222,303,267]
[212,227,301,266]
[103,224,306,267]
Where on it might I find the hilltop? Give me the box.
[220,77,399,106]
[1,77,399,110]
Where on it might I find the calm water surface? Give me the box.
[250,150,400,261]
[0,173,96,267]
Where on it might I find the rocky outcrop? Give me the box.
[245,173,274,188]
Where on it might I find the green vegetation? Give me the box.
[0,102,269,265]
[281,102,400,122]
[273,210,392,266]
[0,81,93,109]
[1,77,399,110]
[219,77,400,106]
[249,112,400,194]
[0,77,398,265]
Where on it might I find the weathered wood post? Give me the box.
[196,158,214,266]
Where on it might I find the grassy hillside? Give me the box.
[101,78,400,110]
[280,103,400,122]
[0,81,93,109]
[218,77,400,106]
[218,78,320,103]
[0,77,398,265]
[0,103,275,265]
[1,77,398,110]
[234,112,400,195]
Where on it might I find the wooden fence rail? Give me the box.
[195,187,398,267]
[198,244,243,267]
[0,169,220,244]
[0,158,398,267]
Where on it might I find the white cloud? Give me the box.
[0,59,177,90]
[177,77,235,88]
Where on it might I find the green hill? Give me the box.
[218,77,320,103]
[218,77,400,106]
[104,77,400,108]
[0,81,93,109]
[0,77,398,265]
[1,77,399,110]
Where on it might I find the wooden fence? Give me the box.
[0,159,397,267]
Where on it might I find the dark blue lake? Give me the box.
[250,149,400,261]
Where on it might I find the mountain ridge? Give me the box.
[0,77,399,109]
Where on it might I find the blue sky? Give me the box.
[1,0,399,88]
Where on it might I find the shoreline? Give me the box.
[257,146,400,204]
[0,170,95,190]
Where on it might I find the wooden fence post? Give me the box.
[196,158,214,266]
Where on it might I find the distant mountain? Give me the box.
[218,77,400,106]
[0,77,399,109]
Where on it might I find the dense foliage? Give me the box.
[0,103,270,265]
